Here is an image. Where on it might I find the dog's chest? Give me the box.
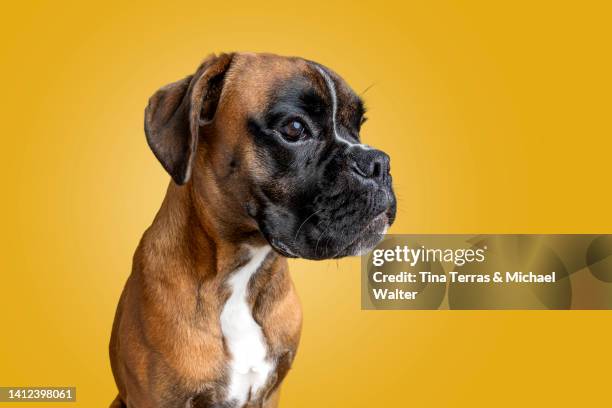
[219,246,274,406]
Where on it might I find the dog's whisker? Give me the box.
[293,209,323,244]
[360,82,377,96]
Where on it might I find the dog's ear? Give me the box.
[144,53,234,185]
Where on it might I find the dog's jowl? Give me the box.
[109,52,396,408]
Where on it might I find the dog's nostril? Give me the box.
[349,148,390,180]
[372,162,381,178]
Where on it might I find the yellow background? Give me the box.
[1,1,611,407]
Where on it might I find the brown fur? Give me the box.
[110,54,305,407]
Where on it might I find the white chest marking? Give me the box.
[220,246,273,406]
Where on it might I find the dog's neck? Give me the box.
[140,181,272,281]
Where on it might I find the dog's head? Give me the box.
[145,52,396,259]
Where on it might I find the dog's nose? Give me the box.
[349,147,390,181]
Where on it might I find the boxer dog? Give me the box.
[110,52,396,408]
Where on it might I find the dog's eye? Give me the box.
[280,120,309,142]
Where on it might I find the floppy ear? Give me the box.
[144,53,234,185]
